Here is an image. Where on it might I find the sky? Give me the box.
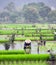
[0,0,56,10]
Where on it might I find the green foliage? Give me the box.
[47,11,56,23]
[0,54,50,61]
[0,37,40,42]
[0,61,48,65]
[0,39,9,43]
[42,34,54,37]
[23,6,38,23]
[0,50,25,54]
[0,24,55,42]
[42,37,54,40]
[39,6,51,17]
[0,2,55,23]
[0,30,16,35]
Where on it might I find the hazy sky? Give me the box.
[0,0,56,9]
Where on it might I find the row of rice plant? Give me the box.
[0,50,25,54]
[0,61,48,65]
[0,31,54,37]
[0,29,55,35]
[0,54,50,61]
[24,34,54,37]
[0,37,54,43]
[0,29,54,32]
[0,24,56,28]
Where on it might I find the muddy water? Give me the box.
[0,41,56,54]
[0,41,37,54]
[47,61,56,65]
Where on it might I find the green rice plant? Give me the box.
[24,30,36,33]
[0,39,9,43]
[46,37,54,40]
[0,36,54,43]
[18,61,48,65]
[24,34,40,37]
[42,37,54,41]
[4,61,9,65]
[40,46,47,51]
[0,50,25,54]
[39,61,48,65]
[15,37,40,41]
[24,34,32,37]
[0,61,4,65]
[15,37,26,41]
[9,61,12,65]
[28,37,40,40]
[13,61,17,65]
[0,30,16,35]
[42,34,54,37]
[32,34,40,37]
[16,31,22,35]
[41,29,52,32]
[0,54,50,61]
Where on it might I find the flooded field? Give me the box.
[0,41,56,54]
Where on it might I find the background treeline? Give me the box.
[0,2,56,24]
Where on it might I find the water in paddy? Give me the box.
[0,41,56,54]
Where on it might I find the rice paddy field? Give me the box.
[0,24,56,65]
[0,61,49,65]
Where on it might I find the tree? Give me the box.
[9,15,17,23]
[23,6,38,23]
[4,2,16,12]
[39,6,51,17]
[47,11,56,23]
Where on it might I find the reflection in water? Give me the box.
[0,41,56,54]
[0,44,5,50]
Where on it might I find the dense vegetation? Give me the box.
[0,50,25,54]
[0,2,56,23]
[0,54,50,61]
[0,24,56,42]
[0,24,56,65]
